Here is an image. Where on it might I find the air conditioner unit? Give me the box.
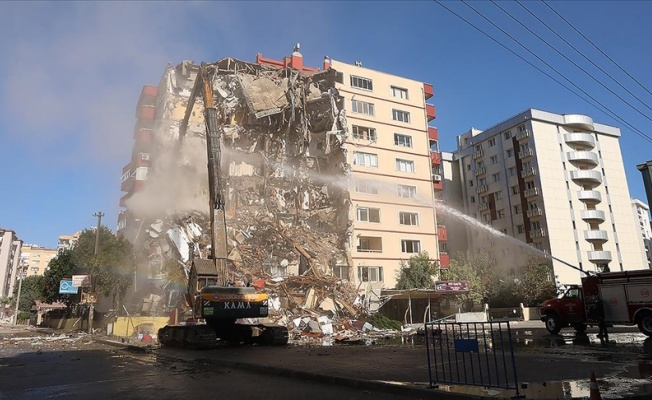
[433,174,442,182]
[141,153,150,161]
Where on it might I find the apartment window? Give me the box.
[359,266,383,282]
[355,181,379,194]
[392,109,411,123]
[517,124,526,133]
[31,267,39,274]
[401,239,421,253]
[479,177,487,186]
[353,151,378,167]
[470,196,476,203]
[469,180,474,187]
[517,225,524,234]
[466,164,471,171]
[490,155,498,164]
[394,133,413,147]
[525,181,536,190]
[508,167,516,177]
[397,184,417,198]
[497,209,505,218]
[399,212,419,226]
[511,185,519,195]
[476,160,485,169]
[489,138,496,147]
[390,86,408,99]
[523,161,533,171]
[495,190,503,200]
[514,205,522,214]
[332,265,349,280]
[475,144,482,152]
[350,75,373,91]
[396,158,415,173]
[357,207,380,223]
[439,242,448,253]
[352,125,377,141]
[531,221,541,230]
[507,149,514,158]
[492,173,500,182]
[520,143,530,153]
[503,131,511,140]
[430,140,439,152]
[351,99,375,116]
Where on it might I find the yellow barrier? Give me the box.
[111,316,170,338]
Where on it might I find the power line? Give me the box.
[512,0,652,115]
[542,0,652,99]
[446,0,652,145]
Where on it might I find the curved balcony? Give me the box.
[580,209,606,223]
[564,133,595,149]
[587,250,612,263]
[563,114,594,131]
[570,170,602,186]
[567,151,599,168]
[584,230,609,244]
[577,190,602,205]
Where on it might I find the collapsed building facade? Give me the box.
[118,47,444,332]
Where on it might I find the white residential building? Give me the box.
[632,198,652,268]
[0,229,22,297]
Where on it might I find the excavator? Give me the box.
[157,63,289,348]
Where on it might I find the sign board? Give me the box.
[59,280,78,294]
[72,275,91,288]
[435,280,470,294]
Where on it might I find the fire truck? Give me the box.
[539,269,652,336]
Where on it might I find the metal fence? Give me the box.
[424,321,522,397]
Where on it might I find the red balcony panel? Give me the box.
[423,83,434,100]
[119,193,131,208]
[428,127,438,141]
[438,226,448,242]
[121,175,134,192]
[141,85,158,98]
[122,162,131,175]
[138,106,156,120]
[430,152,442,165]
[433,180,443,191]
[134,128,153,143]
[426,104,436,122]
[439,253,450,269]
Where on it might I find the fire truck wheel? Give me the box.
[573,323,587,333]
[545,313,562,335]
[637,312,652,336]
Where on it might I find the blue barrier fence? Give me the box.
[424,320,522,397]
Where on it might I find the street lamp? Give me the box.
[13,262,27,325]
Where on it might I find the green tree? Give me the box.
[71,227,135,306]
[441,251,497,311]
[42,250,80,308]
[519,260,557,306]
[395,252,439,289]
[13,275,44,313]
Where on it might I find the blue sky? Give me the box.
[1,1,651,248]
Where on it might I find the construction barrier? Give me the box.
[424,320,522,397]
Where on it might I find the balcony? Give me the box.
[564,133,595,149]
[430,151,442,165]
[433,180,443,191]
[475,184,488,193]
[424,83,434,100]
[531,228,547,238]
[567,151,599,168]
[426,104,436,121]
[138,105,156,121]
[439,253,450,269]
[570,170,602,185]
[584,230,609,244]
[587,250,612,263]
[526,208,543,218]
[524,187,540,198]
[474,167,486,176]
[518,148,533,159]
[438,226,448,241]
[521,167,537,178]
[356,236,383,253]
[563,114,594,131]
[134,127,153,143]
[580,209,606,223]
[428,127,438,140]
[472,150,484,159]
[515,130,530,141]
[478,202,490,212]
[577,190,602,205]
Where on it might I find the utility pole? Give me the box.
[12,265,25,325]
[89,211,104,334]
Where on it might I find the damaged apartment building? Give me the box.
[117,46,443,325]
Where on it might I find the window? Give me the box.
[517,124,527,133]
[401,240,421,253]
[353,151,378,167]
[479,177,487,186]
[470,196,476,203]
[497,209,505,218]
[396,158,415,173]
[355,180,379,194]
[352,125,377,141]
[332,265,349,280]
[503,131,511,140]
[392,109,410,123]
[350,75,373,91]
[517,225,524,234]
[390,86,408,99]
[351,100,375,116]
[466,164,471,171]
[359,266,383,282]
[476,160,485,169]
[489,138,496,147]
[398,184,417,198]
[531,221,541,230]
[492,173,500,182]
[394,133,413,147]
[514,205,521,214]
[490,155,498,164]
[469,180,474,187]
[511,185,518,195]
[357,207,380,223]
[495,190,503,200]
[399,212,419,225]
[429,140,439,152]
[508,167,516,177]
[507,149,514,157]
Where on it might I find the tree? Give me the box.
[519,260,557,306]
[13,275,44,313]
[71,226,135,307]
[42,250,80,308]
[441,251,497,311]
[395,252,439,290]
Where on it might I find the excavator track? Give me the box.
[158,324,217,349]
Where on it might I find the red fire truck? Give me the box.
[539,269,652,336]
